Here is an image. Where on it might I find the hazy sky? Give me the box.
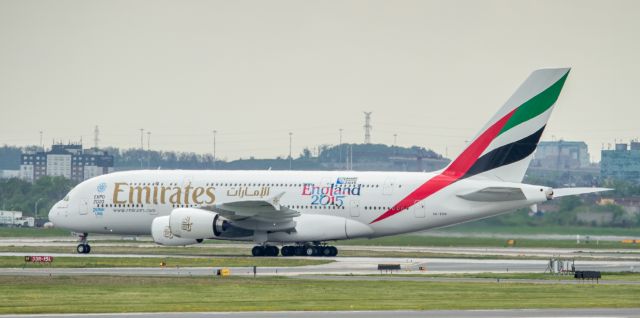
[1,0,638,162]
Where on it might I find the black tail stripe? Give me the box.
[462,125,546,179]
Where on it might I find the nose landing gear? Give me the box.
[75,232,91,254]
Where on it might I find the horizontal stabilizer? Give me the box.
[457,187,526,202]
[553,187,612,198]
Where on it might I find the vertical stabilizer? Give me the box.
[443,68,571,182]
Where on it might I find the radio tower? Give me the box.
[363,112,372,144]
[93,126,100,149]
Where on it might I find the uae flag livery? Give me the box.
[371,68,570,224]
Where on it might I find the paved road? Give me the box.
[1,309,640,318]
[1,253,638,276]
[2,237,639,260]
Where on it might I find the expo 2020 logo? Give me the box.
[96,183,107,193]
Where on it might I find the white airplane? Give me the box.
[48,68,609,257]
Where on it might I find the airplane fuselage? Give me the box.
[49,169,549,243]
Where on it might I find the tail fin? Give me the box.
[443,68,570,182]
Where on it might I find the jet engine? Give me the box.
[151,215,202,246]
[168,208,216,239]
[168,208,252,239]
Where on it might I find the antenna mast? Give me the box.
[363,112,372,144]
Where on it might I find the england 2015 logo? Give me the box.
[96,183,107,193]
[301,177,361,207]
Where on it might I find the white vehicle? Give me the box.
[49,68,609,256]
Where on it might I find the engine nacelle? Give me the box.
[169,208,253,239]
[169,208,217,239]
[151,216,202,246]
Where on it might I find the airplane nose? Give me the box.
[48,201,60,225]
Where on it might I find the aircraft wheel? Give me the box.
[294,246,305,256]
[266,245,279,256]
[321,246,332,257]
[305,246,316,256]
[281,246,291,256]
[84,244,91,254]
[76,244,85,254]
[329,246,338,256]
[251,246,265,257]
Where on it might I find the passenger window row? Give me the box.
[123,182,393,188]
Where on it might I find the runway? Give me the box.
[1,252,638,277]
[2,237,640,260]
[1,308,640,318]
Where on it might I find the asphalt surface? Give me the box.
[1,252,639,279]
[3,237,640,260]
[2,237,639,277]
[1,309,640,318]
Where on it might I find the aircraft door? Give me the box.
[349,200,360,217]
[382,178,396,195]
[413,200,425,218]
[80,200,89,215]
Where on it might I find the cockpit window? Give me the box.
[63,195,70,202]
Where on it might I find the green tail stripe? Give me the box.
[499,71,569,135]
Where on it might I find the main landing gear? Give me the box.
[251,245,279,257]
[251,244,338,257]
[76,232,91,254]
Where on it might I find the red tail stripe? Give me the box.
[370,109,517,224]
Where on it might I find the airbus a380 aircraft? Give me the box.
[48,68,609,257]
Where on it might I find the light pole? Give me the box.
[34,198,44,227]
[213,130,217,168]
[139,128,144,169]
[339,128,343,164]
[139,128,144,149]
[288,132,293,170]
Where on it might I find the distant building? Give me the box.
[601,141,640,184]
[531,140,590,170]
[0,170,20,179]
[20,143,114,183]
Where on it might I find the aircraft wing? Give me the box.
[457,187,526,202]
[200,192,300,222]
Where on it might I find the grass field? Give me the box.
[441,224,640,236]
[0,275,638,314]
[347,235,640,249]
[0,245,541,260]
[1,227,638,253]
[0,245,253,256]
[4,244,638,261]
[0,227,69,237]
[0,256,330,268]
[365,272,640,281]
